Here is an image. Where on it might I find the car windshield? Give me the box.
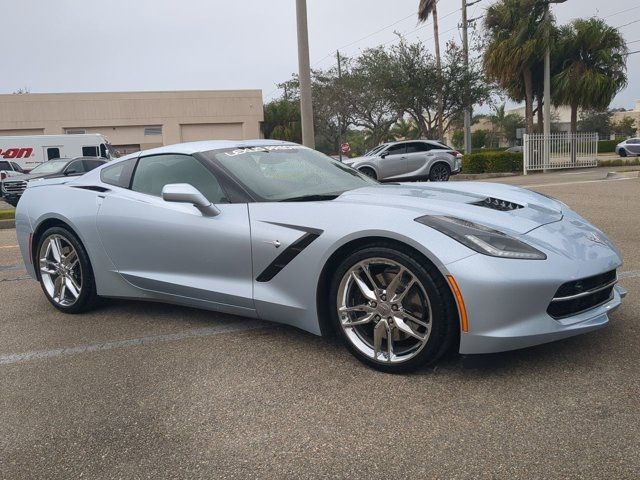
[206,145,378,201]
[29,160,68,175]
[364,144,387,157]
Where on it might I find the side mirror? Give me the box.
[380,152,388,158]
[162,183,221,217]
[64,169,78,176]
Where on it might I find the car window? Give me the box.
[0,161,11,170]
[628,139,640,145]
[82,146,99,157]
[10,162,23,172]
[83,159,105,171]
[405,142,431,153]
[47,148,61,160]
[65,160,86,175]
[385,144,406,156]
[101,158,137,188]
[131,154,226,203]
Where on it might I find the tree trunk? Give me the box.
[523,68,534,133]
[570,102,578,164]
[432,2,444,142]
[537,96,544,133]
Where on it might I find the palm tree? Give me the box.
[552,18,628,134]
[483,0,550,133]
[418,0,443,142]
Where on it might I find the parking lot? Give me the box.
[1,168,639,479]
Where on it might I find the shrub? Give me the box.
[462,151,523,174]
[598,140,619,153]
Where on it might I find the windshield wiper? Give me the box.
[279,193,342,202]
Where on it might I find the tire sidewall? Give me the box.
[359,167,377,180]
[430,163,451,182]
[329,245,454,373]
[36,226,97,313]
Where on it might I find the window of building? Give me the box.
[131,154,226,203]
[65,129,86,135]
[47,148,60,160]
[101,158,137,188]
[144,126,163,136]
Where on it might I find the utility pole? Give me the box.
[543,0,567,169]
[461,1,476,155]
[296,0,315,148]
[337,50,343,162]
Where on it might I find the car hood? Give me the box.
[335,182,564,235]
[343,155,376,165]
[3,172,63,182]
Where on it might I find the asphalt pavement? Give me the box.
[0,168,639,479]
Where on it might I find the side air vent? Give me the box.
[472,197,524,212]
[72,185,111,193]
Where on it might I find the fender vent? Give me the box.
[472,197,524,211]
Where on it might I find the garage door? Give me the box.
[180,123,243,142]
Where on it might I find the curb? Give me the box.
[0,219,15,230]
[453,172,519,181]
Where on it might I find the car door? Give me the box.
[626,138,640,155]
[96,153,254,314]
[404,142,432,176]
[378,143,407,179]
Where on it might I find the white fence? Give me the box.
[523,133,599,174]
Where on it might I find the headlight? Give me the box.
[415,215,547,260]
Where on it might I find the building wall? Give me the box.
[0,90,264,152]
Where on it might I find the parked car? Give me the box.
[0,160,26,197]
[14,140,626,373]
[615,138,640,157]
[1,157,106,207]
[343,140,462,182]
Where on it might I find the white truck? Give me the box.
[0,133,117,171]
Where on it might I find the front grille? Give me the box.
[1,180,27,194]
[547,270,617,319]
[472,197,524,211]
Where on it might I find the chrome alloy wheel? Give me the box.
[336,258,432,364]
[39,234,83,307]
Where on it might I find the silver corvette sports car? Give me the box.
[15,140,626,372]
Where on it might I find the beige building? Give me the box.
[0,90,264,155]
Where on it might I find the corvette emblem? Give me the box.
[586,232,605,246]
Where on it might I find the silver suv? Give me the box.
[344,140,462,182]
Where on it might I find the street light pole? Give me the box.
[296,0,315,148]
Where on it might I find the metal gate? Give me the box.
[523,133,599,174]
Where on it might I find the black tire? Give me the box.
[619,149,627,158]
[329,243,458,373]
[5,198,18,207]
[359,167,377,180]
[35,226,99,314]
[429,163,451,182]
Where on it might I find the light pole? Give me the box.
[296,0,315,148]
[543,0,567,169]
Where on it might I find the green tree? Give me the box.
[418,0,443,141]
[578,109,612,137]
[612,116,637,137]
[263,98,301,143]
[389,118,421,141]
[552,18,628,134]
[483,0,551,133]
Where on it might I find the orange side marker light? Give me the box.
[447,275,469,333]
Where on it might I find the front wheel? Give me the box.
[359,167,377,180]
[36,226,98,313]
[619,149,627,158]
[329,245,457,373]
[429,163,451,182]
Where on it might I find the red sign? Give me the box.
[340,143,350,154]
[0,147,33,159]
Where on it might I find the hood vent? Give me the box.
[472,197,524,212]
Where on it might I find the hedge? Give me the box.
[0,209,15,220]
[598,140,619,154]
[597,158,640,167]
[462,151,523,174]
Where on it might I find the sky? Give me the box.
[2,0,639,111]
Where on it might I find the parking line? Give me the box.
[0,245,19,249]
[524,177,636,188]
[0,321,273,366]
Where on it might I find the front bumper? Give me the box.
[446,217,625,355]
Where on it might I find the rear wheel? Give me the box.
[619,149,627,158]
[359,167,377,180]
[36,227,98,313]
[429,163,451,182]
[329,245,457,373]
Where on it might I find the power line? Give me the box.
[616,18,640,29]
[627,49,640,55]
[603,5,640,19]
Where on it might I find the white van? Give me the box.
[0,134,117,171]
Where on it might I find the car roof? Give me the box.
[121,139,299,159]
[387,139,447,147]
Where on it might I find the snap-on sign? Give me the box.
[0,148,33,159]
